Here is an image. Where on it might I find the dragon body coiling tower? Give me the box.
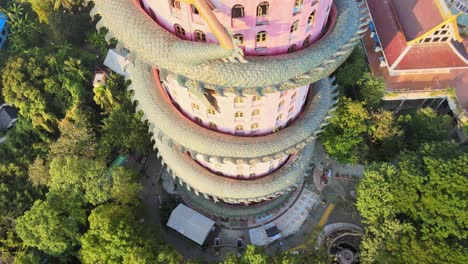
[92,0,368,226]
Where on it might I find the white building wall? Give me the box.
[195,153,290,178]
[163,76,310,136]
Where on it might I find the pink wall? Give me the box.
[141,0,333,55]
[195,153,290,178]
[162,76,310,136]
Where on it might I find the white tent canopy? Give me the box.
[166,204,215,245]
[103,49,131,77]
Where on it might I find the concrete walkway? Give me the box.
[139,145,366,262]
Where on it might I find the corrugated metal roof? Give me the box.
[166,204,214,245]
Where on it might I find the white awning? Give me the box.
[166,204,215,245]
[103,49,131,76]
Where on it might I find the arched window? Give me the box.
[233,34,244,45]
[207,108,216,115]
[209,122,217,129]
[252,109,261,116]
[290,20,299,33]
[192,103,200,110]
[276,114,283,122]
[287,44,296,53]
[308,11,316,30]
[174,24,185,37]
[170,0,181,10]
[232,5,245,18]
[256,31,268,49]
[194,30,206,42]
[232,4,245,27]
[303,35,311,47]
[291,92,297,100]
[251,123,259,129]
[294,0,304,14]
[234,96,245,104]
[235,125,244,131]
[252,95,261,102]
[235,112,244,118]
[257,2,269,25]
[194,117,203,124]
[191,4,199,15]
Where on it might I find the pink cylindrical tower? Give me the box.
[92,0,368,237]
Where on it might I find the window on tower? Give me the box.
[231,5,245,27]
[174,24,185,37]
[191,4,199,15]
[252,95,261,104]
[194,30,206,42]
[303,35,311,47]
[293,0,304,15]
[307,11,316,31]
[232,5,245,18]
[278,100,285,111]
[287,44,296,53]
[209,122,217,129]
[257,2,270,25]
[290,20,299,33]
[276,114,283,123]
[207,108,216,115]
[170,0,181,12]
[233,34,244,45]
[256,31,268,50]
[234,96,245,105]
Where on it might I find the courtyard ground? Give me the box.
[140,144,365,262]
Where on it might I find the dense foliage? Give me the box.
[0,1,162,263]
[356,143,468,263]
[323,47,453,164]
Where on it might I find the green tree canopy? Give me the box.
[49,156,110,205]
[335,48,366,90]
[320,97,370,163]
[356,72,386,109]
[398,107,452,150]
[356,143,468,263]
[15,190,86,256]
[80,204,171,264]
[1,53,90,134]
[99,105,151,157]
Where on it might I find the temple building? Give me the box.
[364,0,468,143]
[91,0,367,244]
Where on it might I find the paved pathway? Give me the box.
[140,144,366,262]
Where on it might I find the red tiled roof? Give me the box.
[395,43,468,70]
[367,0,407,67]
[391,0,444,41]
[367,0,468,70]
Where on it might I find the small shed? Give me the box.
[0,12,8,49]
[0,104,18,131]
[93,69,109,88]
[167,204,215,245]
